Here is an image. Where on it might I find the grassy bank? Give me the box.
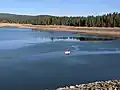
[0,23,120,37]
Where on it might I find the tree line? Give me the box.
[0,12,119,27]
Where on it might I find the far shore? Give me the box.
[0,23,120,37]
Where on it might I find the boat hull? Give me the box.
[65,51,70,55]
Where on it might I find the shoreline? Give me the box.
[0,23,120,37]
[56,80,120,90]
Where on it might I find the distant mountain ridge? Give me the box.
[0,13,52,19]
[0,13,51,16]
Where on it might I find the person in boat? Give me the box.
[65,48,70,55]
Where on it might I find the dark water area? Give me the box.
[0,27,120,90]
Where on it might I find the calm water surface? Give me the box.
[0,27,120,90]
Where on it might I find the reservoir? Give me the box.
[0,27,120,90]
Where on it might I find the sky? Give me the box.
[0,0,120,16]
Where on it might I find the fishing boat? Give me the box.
[65,49,70,55]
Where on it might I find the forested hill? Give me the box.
[0,12,120,27]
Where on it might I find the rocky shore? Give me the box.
[56,80,120,90]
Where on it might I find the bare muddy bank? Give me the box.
[0,23,120,37]
[56,80,120,90]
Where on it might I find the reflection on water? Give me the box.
[0,27,117,50]
[0,36,116,50]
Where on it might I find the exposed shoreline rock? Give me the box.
[56,80,120,90]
